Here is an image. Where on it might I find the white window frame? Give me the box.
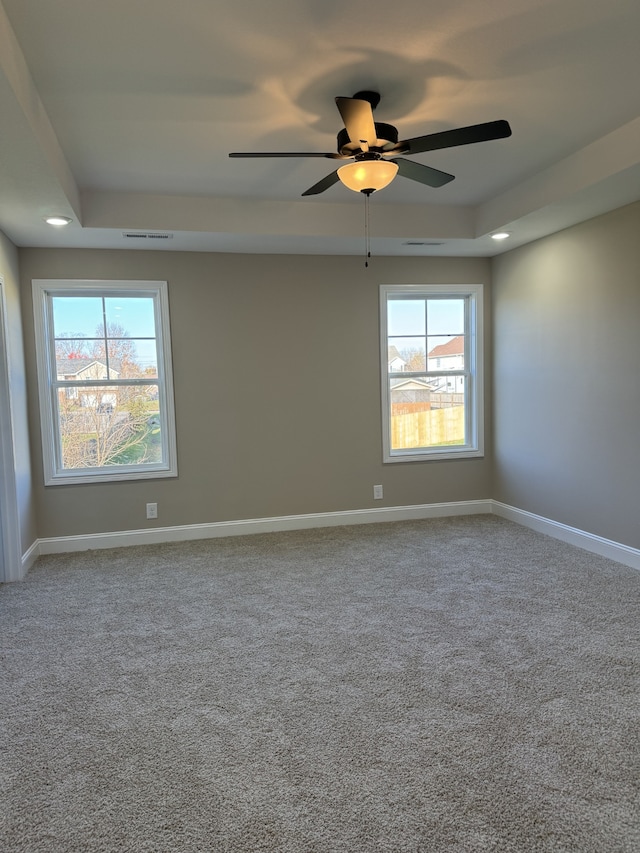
[32,279,178,485]
[380,283,484,463]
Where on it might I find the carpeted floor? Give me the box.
[0,515,638,852]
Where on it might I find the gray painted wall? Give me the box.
[492,201,640,550]
[0,229,36,571]
[18,249,492,540]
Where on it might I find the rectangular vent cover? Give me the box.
[122,232,174,240]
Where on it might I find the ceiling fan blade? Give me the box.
[335,97,377,148]
[229,152,344,159]
[301,170,341,196]
[393,119,512,156]
[393,158,455,188]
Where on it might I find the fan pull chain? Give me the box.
[364,191,372,268]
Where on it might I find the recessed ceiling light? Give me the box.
[491,231,510,241]
[44,215,73,226]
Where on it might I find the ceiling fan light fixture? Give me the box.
[337,159,399,194]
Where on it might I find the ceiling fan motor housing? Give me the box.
[337,122,399,157]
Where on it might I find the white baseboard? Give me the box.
[20,540,40,579]
[491,501,640,571]
[36,500,492,555]
[28,499,640,573]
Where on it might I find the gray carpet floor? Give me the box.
[0,515,638,852]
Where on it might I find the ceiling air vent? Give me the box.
[122,232,174,240]
[404,241,445,246]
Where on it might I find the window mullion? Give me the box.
[53,378,159,388]
[101,296,110,378]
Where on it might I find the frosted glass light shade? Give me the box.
[337,160,399,193]
[44,216,73,226]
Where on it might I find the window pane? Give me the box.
[426,299,464,336]
[390,386,466,450]
[55,346,102,381]
[54,336,93,362]
[128,340,158,377]
[427,334,465,370]
[388,337,426,372]
[103,297,158,377]
[86,338,158,379]
[53,296,104,338]
[106,339,157,378]
[57,384,162,469]
[104,297,156,338]
[387,299,426,336]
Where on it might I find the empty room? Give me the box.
[0,1,638,851]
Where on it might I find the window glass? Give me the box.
[381,285,483,462]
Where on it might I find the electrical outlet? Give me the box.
[373,485,383,500]
[146,502,158,519]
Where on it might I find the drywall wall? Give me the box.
[492,201,640,550]
[0,228,36,575]
[18,249,492,539]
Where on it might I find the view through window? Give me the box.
[33,280,177,484]
[380,284,483,462]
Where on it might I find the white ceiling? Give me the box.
[1,0,639,258]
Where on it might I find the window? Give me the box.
[32,280,177,485]
[380,284,483,462]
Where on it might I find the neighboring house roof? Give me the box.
[57,358,102,376]
[390,377,435,392]
[428,335,464,358]
[57,358,120,378]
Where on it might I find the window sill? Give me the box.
[44,465,178,486]
[384,447,484,463]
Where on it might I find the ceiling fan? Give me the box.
[229,91,512,197]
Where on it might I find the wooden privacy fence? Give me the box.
[391,404,465,449]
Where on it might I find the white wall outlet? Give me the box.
[146,502,158,519]
[373,485,383,500]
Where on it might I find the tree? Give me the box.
[59,389,159,469]
[55,333,91,360]
[57,323,160,469]
[91,322,143,378]
[399,347,426,372]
